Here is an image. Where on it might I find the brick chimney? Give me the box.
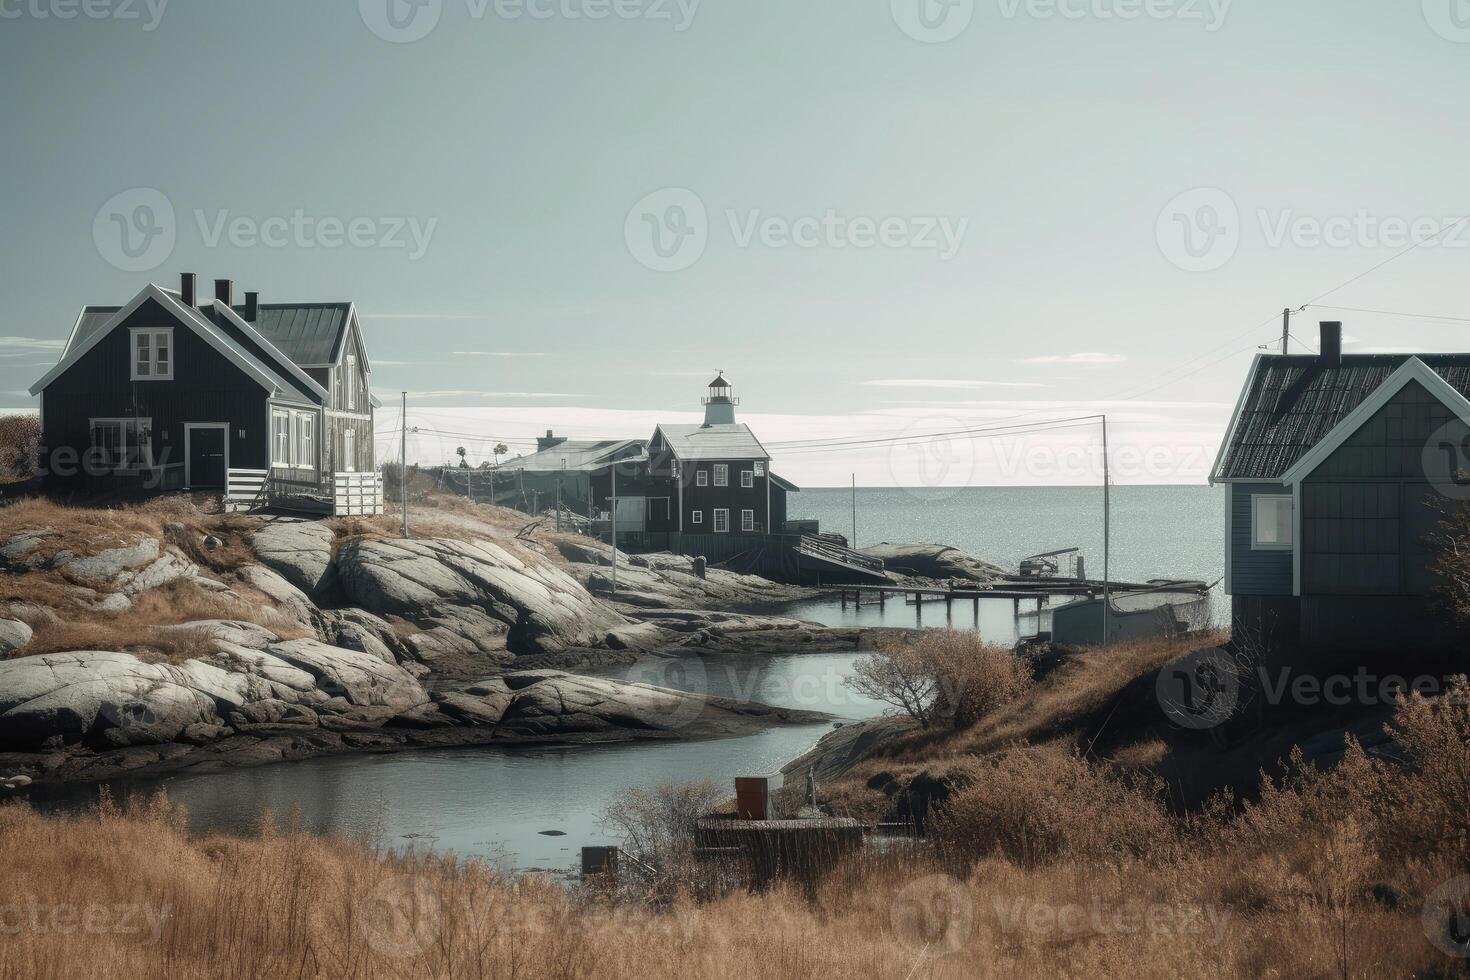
[538,429,567,452]
[1320,322,1342,368]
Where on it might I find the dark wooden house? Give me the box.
[640,374,792,534]
[1211,321,1470,653]
[29,273,380,511]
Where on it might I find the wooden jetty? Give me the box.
[832,577,1210,627]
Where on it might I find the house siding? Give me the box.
[1300,381,1459,597]
[1228,482,1292,596]
[40,299,271,483]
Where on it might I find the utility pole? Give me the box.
[1101,415,1111,644]
[557,460,565,531]
[400,392,408,538]
[851,474,857,549]
[610,460,618,594]
[1281,307,1291,354]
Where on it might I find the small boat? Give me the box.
[1049,584,1212,647]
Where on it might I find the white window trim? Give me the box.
[89,417,153,471]
[130,327,174,381]
[692,510,703,525]
[713,508,729,533]
[292,411,316,470]
[1250,494,1294,551]
[345,354,358,411]
[696,469,708,487]
[754,462,765,477]
[713,464,729,487]
[741,509,755,532]
[271,410,291,466]
[344,428,356,472]
[740,470,754,488]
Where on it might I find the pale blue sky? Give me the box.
[4,1,1469,484]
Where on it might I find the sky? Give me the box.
[4,0,1470,486]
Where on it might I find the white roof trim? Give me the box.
[29,284,281,397]
[211,301,328,403]
[1279,356,1470,485]
[60,306,89,358]
[1209,353,1263,485]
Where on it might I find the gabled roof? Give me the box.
[62,298,355,371]
[770,472,800,492]
[497,439,646,473]
[208,301,328,404]
[30,285,318,403]
[238,303,353,367]
[1212,353,1470,482]
[654,423,770,461]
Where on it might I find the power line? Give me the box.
[1308,304,1470,325]
[1304,213,1470,306]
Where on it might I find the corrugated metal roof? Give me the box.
[65,301,351,369]
[241,304,350,366]
[498,439,646,473]
[65,307,122,354]
[1215,354,1470,480]
[657,423,769,461]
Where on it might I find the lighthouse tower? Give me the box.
[701,372,738,426]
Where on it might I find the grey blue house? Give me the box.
[1211,322,1470,653]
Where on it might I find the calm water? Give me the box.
[27,652,885,872]
[25,487,1223,869]
[787,485,1227,637]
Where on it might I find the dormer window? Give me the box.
[131,328,173,381]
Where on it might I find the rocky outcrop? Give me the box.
[860,543,1006,583]
[252,522,339,598]
[562,543,814,611]
[0,619,32,655]
[336,537,631,656]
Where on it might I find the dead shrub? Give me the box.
[0,414,40,481]
[919,630,1034,729]
[931,744,1176,868]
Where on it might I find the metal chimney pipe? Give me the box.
[180,273,197,308]
[213,279,233,307]
[243,291,258,321]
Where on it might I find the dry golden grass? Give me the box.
[0,772,1455,980]
[15,579,311,662]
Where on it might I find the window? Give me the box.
[741,509,755,532]
[754,462,765,477]
[272,411,291,466]
[131,328,173,381]
[696,469,708,487]
[273,410,317,468]
[713,464,729,487]
[713,508,729,533]
[344,428,356,472]
[90,418,151,470]
[293,412,315,468]
[692,510,703,525]
[345,355,357,411]
[1251,495,1294,550]
[740,470,754,488]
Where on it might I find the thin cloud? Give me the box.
[0,336,64,351]
[1021,352,1127,366]
[382,390,584,400]
[860,379,1047,389]
[363,314,489,321]
[451,352,549,358]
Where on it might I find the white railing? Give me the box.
[332,472,384,516]
[225,468,269,512]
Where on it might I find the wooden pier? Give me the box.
[833,578,1210,627]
